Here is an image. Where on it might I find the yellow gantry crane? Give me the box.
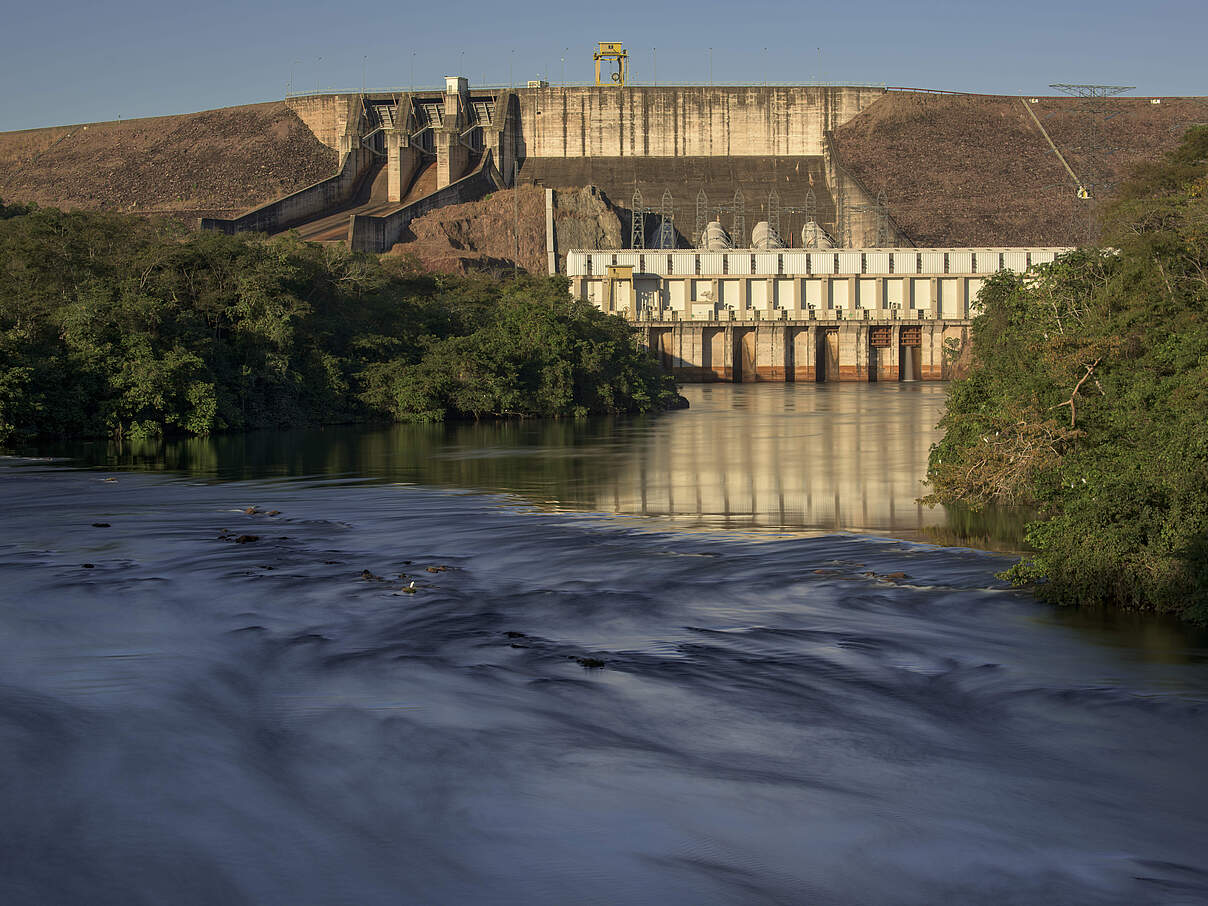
[594,42,628,86]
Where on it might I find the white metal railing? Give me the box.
[285,81,888,100]
[567,248,1073,279]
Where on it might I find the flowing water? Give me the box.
[2,385,1206,905]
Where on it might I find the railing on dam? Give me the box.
[567,248,1072,279]
[285,81,889,99]
[567,246,1073,324]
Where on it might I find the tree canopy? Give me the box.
[0,203,682,444]
[926,126,1208,622]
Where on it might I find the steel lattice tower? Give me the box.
[631,187,646,249]
[658,189,675,249]
[1050,83,1134,198]
[731,187,745,248]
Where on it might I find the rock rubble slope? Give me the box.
[0,102,336,223]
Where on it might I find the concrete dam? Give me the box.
[188,73,1184,384]
[201,80,901,253]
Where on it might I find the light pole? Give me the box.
[290,59,301,95]
[316,56,322,93]
[362,55,367,94]
[411,52,415,91]
[708,48,713,87]
[460,50,464,77]
[653,47,656,86]
[509,49,514,89]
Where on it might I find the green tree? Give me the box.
[927,126,1208,622]
[0,209,683,446]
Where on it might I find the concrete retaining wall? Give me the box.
[201,146,376,236]
[495,92,522,185]
[349,150,504,253]
[287,95,364,151]
[516,85,885,158]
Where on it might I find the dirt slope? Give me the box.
[386,186,548,274]
[0,102,336,222]
[386,185,621,276]
[833,92,1208,246]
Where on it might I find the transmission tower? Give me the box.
[657,189,675,249]
[631,187,646,249]
[693,184,750,246]
[731,187,745,248]
[1050,83,1134,198]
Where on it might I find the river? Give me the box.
[2,385,1206,904]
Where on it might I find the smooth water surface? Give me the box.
[2,386,1206,905]
[33,384,1021,545]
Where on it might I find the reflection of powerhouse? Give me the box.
[594,42,628,86]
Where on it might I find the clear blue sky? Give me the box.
[2,0,1204,131]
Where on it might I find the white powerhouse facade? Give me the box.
[567,248,1070,321]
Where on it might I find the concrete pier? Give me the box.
[637,319,967,383]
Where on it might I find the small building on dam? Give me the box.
[566,245,1071,383]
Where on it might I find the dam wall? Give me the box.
[516,85,885,158]
[514,85,902,249]
[523,155,842,252]
[14,84,1207,252]
[287,95,364,154]
[213,84,888,248]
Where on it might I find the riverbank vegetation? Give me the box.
[0,203,681,445]
[926,126,1208,622]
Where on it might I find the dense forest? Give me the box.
[0,203,682,445]
[926,126,1208,623]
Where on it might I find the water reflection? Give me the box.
[33,384,1027,545]
[598,384,946,536]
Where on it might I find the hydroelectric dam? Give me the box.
[202,77,892,255]
[180,52,1193,382]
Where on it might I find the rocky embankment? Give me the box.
[387,185,621,275]
[0,102,336,222]
[833,91,1208,246]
